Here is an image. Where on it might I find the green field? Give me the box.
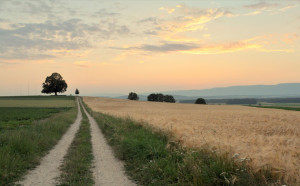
[0,96,75,108]
[0,96,77,184]
[0,107,70,130]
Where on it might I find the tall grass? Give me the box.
[82,101,280,185]
[58,103,94,185]
[0,107,77,184]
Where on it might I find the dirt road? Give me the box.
[17,98,134,186]
[18,98,82,186]
[80,99,135,186]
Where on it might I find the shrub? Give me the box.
[128,92,139,100]
[147,93,176,103]
[195,98,206,104]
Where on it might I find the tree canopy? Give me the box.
[147,93,176,103]
[41,72,67,96]
[128,92,139,100]
[75,88,79,95]
[195,98,206,104]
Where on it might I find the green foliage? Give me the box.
[59,104,94,185]
[82,102,278,186]
[0,107,70,130]
[42,72,68,96]
[164,95,176,103]
[75,89,79,95]
[127,92,139,100]
[195,98,206,104]
[147,93,176,103]
[0,107,77,184]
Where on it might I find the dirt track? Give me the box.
[17,98,134,186]
[18,98,82,186]
[80,99,135,186]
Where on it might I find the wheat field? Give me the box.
[84,97,300,183]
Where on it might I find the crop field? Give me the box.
[84,97,300,184]
[0,96,77,184]
[0,107,69,130]
[0,96,75,108]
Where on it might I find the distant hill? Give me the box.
[160,83,300,98]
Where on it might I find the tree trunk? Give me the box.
[55,92,57,96]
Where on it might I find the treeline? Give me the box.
[147,93,176,103]
[181,97,300,104]
[127,92,176,103]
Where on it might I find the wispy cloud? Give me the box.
[244,2,280,10]
[74,61,92,67]
[244,2,297,15]
[112,32,297,55]
[0,18,130,60]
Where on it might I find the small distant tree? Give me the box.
[41,72,67,96]
[195,98,206,104]
[128,92,139,100]
[75,88,79,95]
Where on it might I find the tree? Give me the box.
[75,88,79,95]
[195,98,206,104]
[128,92,139,100]
[164,95,176,103]
[148,93,158,101]
[41,72,67,96]
[147,93,176,103]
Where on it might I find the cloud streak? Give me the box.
[0,18,130,60]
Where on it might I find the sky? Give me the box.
[0,0,300,96]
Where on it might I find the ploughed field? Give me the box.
[84,97,300,183]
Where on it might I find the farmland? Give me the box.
[84,97,300,184]
[0,96,75,108]
[0,96,77,184]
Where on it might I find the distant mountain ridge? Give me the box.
[160,83,300,98]
[87,83,300,100]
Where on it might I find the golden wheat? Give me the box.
[84,97,300,183]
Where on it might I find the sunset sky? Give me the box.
[0,0,300,96]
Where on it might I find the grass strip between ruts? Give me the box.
[82,99,284,186]
[58,102,94,185]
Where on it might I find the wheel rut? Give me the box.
[80,99,135,186]
[17,98,82,186]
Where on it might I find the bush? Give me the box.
[128,92,139,100]
[195,98,206,104]
[147,93,176,103]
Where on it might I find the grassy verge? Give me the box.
[253,105,300,111]
[82,100,282,186]
[58,103,94,185]
[0,106,77,184]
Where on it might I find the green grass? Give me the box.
[0,95,74,100]
[58,103,94,186]
[253,105,300,111]
[82,101,281,186]
[0,96,75,108]
[0,99,77,184]
[0,107,70,130]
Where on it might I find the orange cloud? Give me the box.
[281,33,299,44]
[74,61,91,67]
[182,41,262,54]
